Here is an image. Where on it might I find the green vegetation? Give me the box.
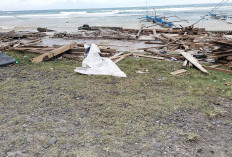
[0,51,231,156]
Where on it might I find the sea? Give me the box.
[0,3,232,32]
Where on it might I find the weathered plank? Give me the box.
[203,66,232,75]
[133,53,165,60]
[181,52,209,74]
[171,69,187,75]
[32,42,77,63]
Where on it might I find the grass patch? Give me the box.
[0,51,231,156]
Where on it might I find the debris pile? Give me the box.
[0,26,231,75]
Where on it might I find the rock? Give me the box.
[172,135,180,141]
[122,144,130,150]
[48,91,53,94]
[5,145,13,152]
[154,142,163,148]
[214,102,221,106]
[67,154,77,157]
[44,137,57,149]
[49,137,57,145]
[123,103,129,108]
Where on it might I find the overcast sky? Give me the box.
[0,0,224,11]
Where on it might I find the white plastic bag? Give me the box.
[74,44,126,77]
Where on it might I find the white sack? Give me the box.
[74,44,126,77]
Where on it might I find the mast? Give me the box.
[146,0,148,16]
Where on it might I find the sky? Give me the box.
[0,0,225,11]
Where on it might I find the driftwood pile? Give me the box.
[0,26,231,74]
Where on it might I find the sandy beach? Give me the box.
[0,3,232,32]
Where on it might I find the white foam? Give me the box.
[2,10,142,19]
[60,11,87,15]
[0,26,14,30]
[156,6,232,12]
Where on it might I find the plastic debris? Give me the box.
[74,44,126,77]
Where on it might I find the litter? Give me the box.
[0,51,16,66]
[74,44,126,77]
[0,25,231,75]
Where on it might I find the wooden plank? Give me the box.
[181,52,209,74]
[32,42,77,63]
[98,44,128,47]
[136,26,144,39]
[183,60,188,67]
[145,41,164,45]
[13,47,54,51]
[138,45,168,50]
[0,30,14,40]
[62,54,80,60]
[209,53,232,59]
[171,69,187,75]
[133,53,165,60]
[110,52,124,60]
[100,53,111,57]
[146,50,184,59]
[153,29,157,39]
[111,53,133,61]
[114,56,126,64]
[203,66,232,75]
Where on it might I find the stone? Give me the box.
[172,135,180,141]
[44,137,57,149]
[154,142,163,148]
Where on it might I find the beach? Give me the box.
[0,3,232,32]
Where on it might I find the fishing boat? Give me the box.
[209,12,228,20]
[209,13,217,19]
[144,15,174,28]
[220,14,227,20]
[153,16,174,28]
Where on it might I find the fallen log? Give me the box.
[32,42,77,63]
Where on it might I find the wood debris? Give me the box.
[171,69,187,75]
[0,25,231,74]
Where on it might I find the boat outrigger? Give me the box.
[145,15,174,28]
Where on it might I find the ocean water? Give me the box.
[0,3,232,32]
